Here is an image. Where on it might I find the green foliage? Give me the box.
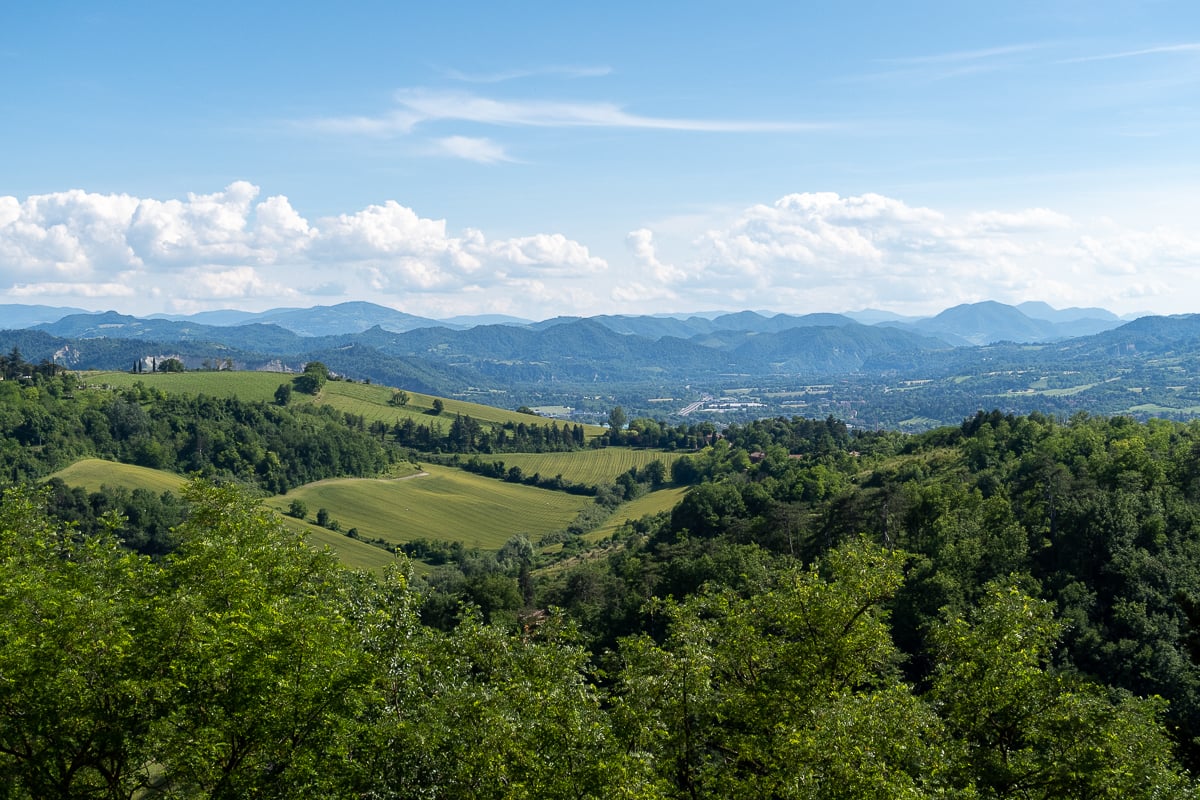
[288,497,307,519]
[0,380,392,490]
[156,480,373,797]
[614,540,954,799]
[0,485,165,799]
[11,366,1200,796]
[292,360,330,394]
[931,583,1193,798]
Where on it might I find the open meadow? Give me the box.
[481,448,685,487]
[52,458,401,572]
[312,379,608,436]
[269,464,593,551]
[87,371,607,437]
[583,486,689,542]
[51,458,188,494]
[278,515,402,573]
[86,370,288,403]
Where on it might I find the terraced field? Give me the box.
[51,458,188,494]
[485,448,686,487]
[269,464,593,551]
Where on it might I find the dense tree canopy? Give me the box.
[7,367,1200,796]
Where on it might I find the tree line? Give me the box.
[0,373,394,491]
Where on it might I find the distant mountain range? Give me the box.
[8,299,1136,345]
[6,299,1193,429]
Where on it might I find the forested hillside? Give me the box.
[6,357,1200,796]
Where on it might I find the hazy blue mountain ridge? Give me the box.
[0,304,91,328]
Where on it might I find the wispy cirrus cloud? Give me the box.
[878,42,1049,66]
[430,136,514,164]
[308,88,835,136]
[442,65,612,83]
[1058,42,1200,64]
[844,42,1052,84]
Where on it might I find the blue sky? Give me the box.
[2,1,1199,320]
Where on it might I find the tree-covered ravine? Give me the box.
[9,370,1200,795]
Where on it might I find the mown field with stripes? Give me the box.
[583,486,689,542]
[52,458,188,494]
[267,464,593,551]
[87,371,606,437]
[478,448,686,487]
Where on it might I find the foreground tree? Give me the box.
[152,481,374,798]
[614,540,955,799]
[0,486,166,799]
[0,481,375,799]
[931,583,1196,799]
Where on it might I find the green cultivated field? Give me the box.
[270,464,592,551]
[584,486,689,542]
[53,458,399,572]
[313,380,606,437]
[87,370,287,403]
[482,448,685,486]
[52,459,188,494]
[279,515,401,573]
[88,371,606,437]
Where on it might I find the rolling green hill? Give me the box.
[584,486,689,542]
[481,448,683,487]
[86,369,290,403]
[310,379,606,437]
[51,458,188,494]
[279,515,401,573]
[269,464,593,551]
[87,370,607,437]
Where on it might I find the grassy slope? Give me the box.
[86,370,287,403]
[313,380,608,438]
[71,373,677,562]
[87,371,607,437]
[53,458,399,572]
[279,515,401,573]
[269,464,593,550]
[583,486,689,543]
[470,448,684,487]
[51,458,188,494]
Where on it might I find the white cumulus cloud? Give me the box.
[4,184,1200,318]
[0,183,609,315]
[626,191,1200,316]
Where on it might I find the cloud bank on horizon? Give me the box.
[0,182,1193,319]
